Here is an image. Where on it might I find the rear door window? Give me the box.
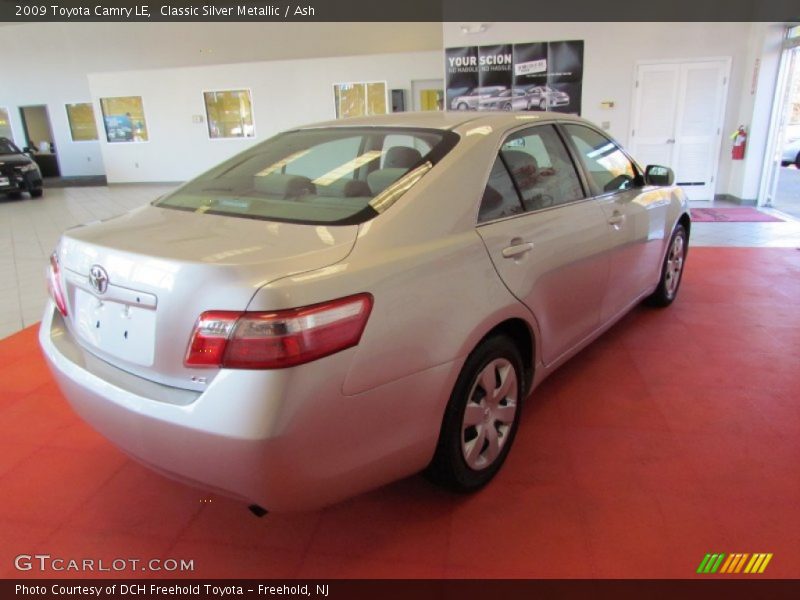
[478,157,525,223]
[499,125,585,211]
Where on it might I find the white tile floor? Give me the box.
[0,184,175,340]
[1,184,799,340]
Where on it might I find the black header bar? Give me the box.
[1,0,799,22]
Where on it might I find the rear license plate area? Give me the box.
[73,288,156,366]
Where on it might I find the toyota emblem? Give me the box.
[89,265,109,294]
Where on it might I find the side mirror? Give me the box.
[645,164,674,186]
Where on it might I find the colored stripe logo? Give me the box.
[696,553,773,574]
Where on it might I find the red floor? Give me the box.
[1,247,798,579]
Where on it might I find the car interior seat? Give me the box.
[367,146,424,195]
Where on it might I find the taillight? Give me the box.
[47,252,68,317]
[185,293,373,369]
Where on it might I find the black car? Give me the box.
[0,137,43,198]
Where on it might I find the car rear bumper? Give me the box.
[39,302,455,511]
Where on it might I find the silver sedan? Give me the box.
[40,112,690,511]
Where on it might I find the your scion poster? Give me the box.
[445,40,584,114]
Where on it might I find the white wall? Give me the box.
[0,22,442,178]
[442,22,772,200]
[88,51,444,182]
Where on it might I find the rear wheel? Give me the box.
[646,223,687,307]
[426,335,523,492]
[457,102,469,110]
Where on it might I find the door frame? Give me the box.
[758,33,798,207]
[629,56,732,201]
[18,103,61,177]
[411,78,444,111]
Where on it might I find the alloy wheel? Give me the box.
[461,358,518,470]
[665,232,685,298]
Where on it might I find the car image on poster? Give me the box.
[447,40,584,115]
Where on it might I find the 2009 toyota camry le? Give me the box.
[40,112,690,512]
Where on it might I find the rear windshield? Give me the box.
[155,127,459,225]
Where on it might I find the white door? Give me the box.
[630,60,729,201]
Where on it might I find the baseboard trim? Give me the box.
[713,193,757,206]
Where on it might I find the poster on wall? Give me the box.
[444,46,479,110]
[446,40,583,115]
[100,96,149,143]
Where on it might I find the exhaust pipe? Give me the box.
[248,504,268,518]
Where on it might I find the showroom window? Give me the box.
[500,125,585,211]
[65,103,99,142]
[0,107,13,140]
[99,96,149,143]
[203,89,255,139]
[333,82,388,119]
[563,124,641,194]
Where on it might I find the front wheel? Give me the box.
[646,223,687,307]
[426,335,523,492]
[456,102,469,111]
[795,152,800,169]
[30,187,43,198]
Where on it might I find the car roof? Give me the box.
[298,111,588,133]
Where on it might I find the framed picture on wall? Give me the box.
[203,89,256,139]
[99,96,149,143]
[65,103,99,142]
[333,82,388,119]
[0,107,14,140]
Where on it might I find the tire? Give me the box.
[30,188,43,198]
[502,103,512,111]
[457,102,469,111]
[426,334,524,492]
[646,223,688,307]
[539,98,547,110]
[795,152,800,169]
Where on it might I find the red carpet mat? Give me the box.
[0,248,798,579]
[690,207,784,223]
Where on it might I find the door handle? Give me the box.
[502,241,534,259]
[608,212,626,227]
[666,138,676,144]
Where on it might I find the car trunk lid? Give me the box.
[56,205,358,391]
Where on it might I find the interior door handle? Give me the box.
[502,241,534,259]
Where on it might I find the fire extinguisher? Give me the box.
[731,126,747,160]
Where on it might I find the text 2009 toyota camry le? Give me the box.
[40,112,690,512]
